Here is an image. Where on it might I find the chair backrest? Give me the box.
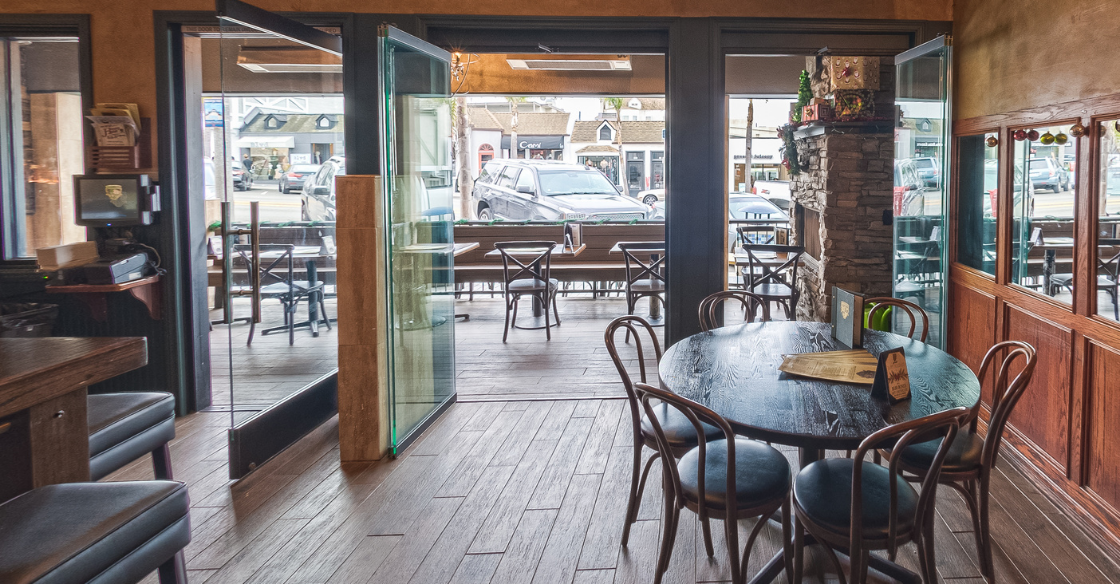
[970,340,1037,468]
[618,242,666,289]
[494,241,556,288]
[605,316,663,452]
[232,243,296,289]
[1098,239,1120,281]
[736,224,776,246]
[740,243,804,290]
[698,290,771,331]
[864,297,929,342]
[852,407,968,559]
[632,382,739,531]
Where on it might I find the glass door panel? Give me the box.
[894,37,951,347]
[379,26,456,453]
[214,8,342,433]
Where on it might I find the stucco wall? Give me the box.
[954,0,1120,120]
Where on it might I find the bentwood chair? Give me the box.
[698,290,771,331]
[739,243,805,319]
[495,241,561,342]
[864,297,930,342]
[889,341,1037,583]
[634,382,793,584]
[605,316,721,548]
[792,407,968,584]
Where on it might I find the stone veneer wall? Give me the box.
[789,128,895,322]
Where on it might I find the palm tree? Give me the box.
[453,96,474,219]
[602,97,627,195]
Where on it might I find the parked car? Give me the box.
[231,160,253,191]
[650,192,787,251]
[635,188,664,206]
[894,159,925,216]
[301,157,346,221]
[470,160,652,222]
[279,164,320,194]
[984,159,1035,217]
[1029,157,1070,192]
[753,180,791,211]
[912,156,941,187]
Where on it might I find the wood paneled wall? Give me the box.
[950,92,1120,556]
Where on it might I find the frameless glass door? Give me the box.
[379,26,456,454]
[894,36,951,347]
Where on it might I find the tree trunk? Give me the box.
[745,99,754,192]
[455,96,474,220]
[616,119,628,196]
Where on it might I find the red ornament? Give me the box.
[1013,129,1028,141]
[1026,129,1040,141]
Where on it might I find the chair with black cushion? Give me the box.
[233,243,328,346]
[792,407,967,584]
[89,392,176,481]
[605,316,722,548]
[496,241,561,342]
[889,341,1037,583]
[698,290,771,331]
[618,242,666,327]
[864,297,930,342]
[739,243,805,319]
[633,382,793,584]
[0,481,190,584]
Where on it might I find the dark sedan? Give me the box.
[279,164,320,194]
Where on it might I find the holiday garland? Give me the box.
[779,124,802,176]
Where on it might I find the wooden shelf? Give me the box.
[46,275,161,322]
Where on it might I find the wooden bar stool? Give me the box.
[89,392,176,481]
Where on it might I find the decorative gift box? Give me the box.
[802,103,833,122]
[833,89,876,120]
[829,56,881,91]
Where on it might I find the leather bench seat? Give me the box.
[0,481,190,584]
[89,393,176,481]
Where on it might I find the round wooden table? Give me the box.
[658,321,980,584]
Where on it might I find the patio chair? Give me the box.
[739,243,804,319]
[232,243,328,346]
[495,241,561,342]
[618,242,667,331]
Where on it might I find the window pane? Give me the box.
[955,134,998,275]
[1,38,86,259]
[1098,119,1120,321]
[1010,124,1076,303]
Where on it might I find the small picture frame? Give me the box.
[871,347,911,404]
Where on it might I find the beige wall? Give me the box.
[3,0,950,171]
[954,0,1120,120]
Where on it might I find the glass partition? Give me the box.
[379,27,456,453]
[1097,119,1120,321]
[955,134,998,275]
[1010,124,1077,303]
[894,38,951,347]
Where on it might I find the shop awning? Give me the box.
[234,135,296,148]
[502,135,565,150]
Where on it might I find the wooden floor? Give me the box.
[115,398,1120,584]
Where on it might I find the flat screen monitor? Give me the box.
[74,174,150,227]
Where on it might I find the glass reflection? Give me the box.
[956,134,998,275]
[1097,120,1120,320]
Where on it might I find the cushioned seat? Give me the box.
[639,403,722,453]
[793,459,919,540]
[508,277,559,292]
[0,481,190,584]
[89,393,176,481]
[896,431,984,474]
[677,438,792,510]
[259,280,324,295]
[629,280,665,293]
[749,282,793,298]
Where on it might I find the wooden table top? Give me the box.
[483,243,586,258]
[609,242,665,254]
[0,337,148,417]
[46,275,160,294]
[658,321,979,450]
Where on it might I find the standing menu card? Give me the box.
[870,347,911,403]
[831,286,865,347]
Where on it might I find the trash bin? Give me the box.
[0,302,59,337]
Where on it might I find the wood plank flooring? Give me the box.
[111,399,1120,584]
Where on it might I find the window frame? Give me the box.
[0,15,92,266]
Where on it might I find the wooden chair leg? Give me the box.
[157,551,187,584]
[724,513,742,584]
[552,289,561,325]
[502,293,513,343]
[621,439,645,547]
[543,293,551,341]
[978,475,995,582]
[152,443,174,480]
[792,516,804,584]
[781,498,794,583]
[700,514,715,557]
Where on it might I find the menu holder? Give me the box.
[774,226,791,246]
[870,347,911,403]
[564,222,583,252]
[831,286,865,347]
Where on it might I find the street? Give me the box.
[227,180,304,223]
